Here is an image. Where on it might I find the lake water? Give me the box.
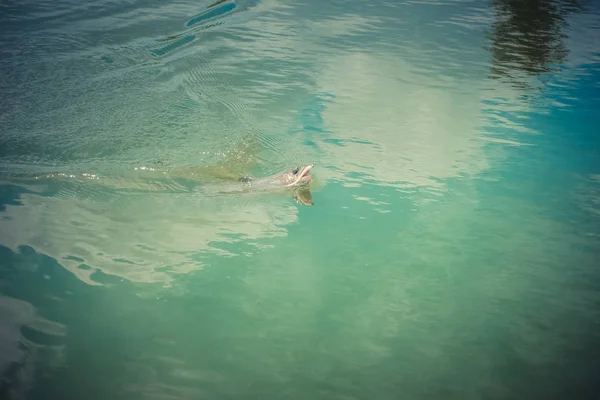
[1,0,600,399]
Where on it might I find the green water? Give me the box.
[1,0,600,398]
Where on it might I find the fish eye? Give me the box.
[292,168,299,175]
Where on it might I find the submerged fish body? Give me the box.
[21,164,317,206]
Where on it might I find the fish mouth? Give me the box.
[286,165,313,187]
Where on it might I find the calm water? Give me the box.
[1,0,600,398]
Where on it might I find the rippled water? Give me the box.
[1,0,599,398]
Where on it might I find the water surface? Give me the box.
[1,0,600,399]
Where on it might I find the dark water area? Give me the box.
[1,0,600,399]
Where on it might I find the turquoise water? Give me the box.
[1,0,600,398]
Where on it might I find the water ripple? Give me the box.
[1,0,600,397]
[0,0,598,283]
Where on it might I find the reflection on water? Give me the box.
[0,295,66,400]
[489,0,583,88]
[1,0,600,398]
[315,52,489,192]
[0,178,301,285]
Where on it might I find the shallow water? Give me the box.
[1,0,600,398]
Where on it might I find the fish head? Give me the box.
[282,165,314,188]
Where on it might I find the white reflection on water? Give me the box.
[0,183,300,285]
